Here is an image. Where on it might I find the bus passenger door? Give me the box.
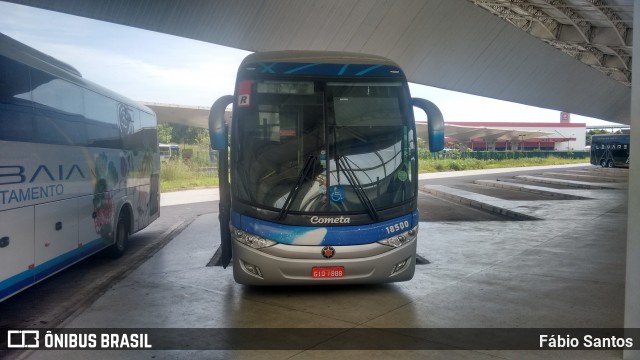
[0,207,35,297]
[209,95,233,268]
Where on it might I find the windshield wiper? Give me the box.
[278,154,317,220]
[337,155,379,221]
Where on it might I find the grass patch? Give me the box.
[418,156,588,173]
[160,160,219,192]
[160,156,589,192]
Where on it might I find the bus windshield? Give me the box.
[234,80,415,216]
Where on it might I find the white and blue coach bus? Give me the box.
[0,33,160,301]
[209,51,444,284]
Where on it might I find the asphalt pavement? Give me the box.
[2,163,630,360]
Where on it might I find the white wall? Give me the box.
[508,125,586,151]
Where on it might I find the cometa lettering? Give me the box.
[310,216,351,224]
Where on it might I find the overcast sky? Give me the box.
[0,1,624,127]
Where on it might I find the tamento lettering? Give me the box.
[0,185,64,205]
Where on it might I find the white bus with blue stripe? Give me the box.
[209,51,444,284]
[0,33,160,301]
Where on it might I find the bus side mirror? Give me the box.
[412,98,445,152]
[208,95,234,151]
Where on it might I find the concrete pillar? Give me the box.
[624,4,640,359]
[483,137,499,151]
[456,138,469,152]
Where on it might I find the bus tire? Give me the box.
[107,213,129,258]
[607,160,614,168]
[600,160,607,167]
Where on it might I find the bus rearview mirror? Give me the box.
[412,98,445,153]
[209,95,233,151]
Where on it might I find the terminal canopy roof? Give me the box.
[416,123,554,143]
[147,103,554,146]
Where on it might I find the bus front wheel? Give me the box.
[600,160,607,167]
[107,213,129,258]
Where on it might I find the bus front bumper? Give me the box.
[232,240,416,285]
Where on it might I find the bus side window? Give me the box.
[0,55,35,142]
[84,89,121,149]
[139,111,158,154]
[30,69,87,146]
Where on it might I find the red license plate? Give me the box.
[312,267,344,278]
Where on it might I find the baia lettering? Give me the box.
[0,164,85,186]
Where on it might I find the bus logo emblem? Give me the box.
[238,80,251,107]
[321,246,335,259]
[238,94,250,107]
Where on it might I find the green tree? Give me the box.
[416,137,428,159]
[586,129,609,146]
[167,124,205,145]
[194,128,210,147]
[158,123,211,146]
[157,123,173,143]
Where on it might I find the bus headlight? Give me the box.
[378,226,418,248]
[230,225,277,249]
